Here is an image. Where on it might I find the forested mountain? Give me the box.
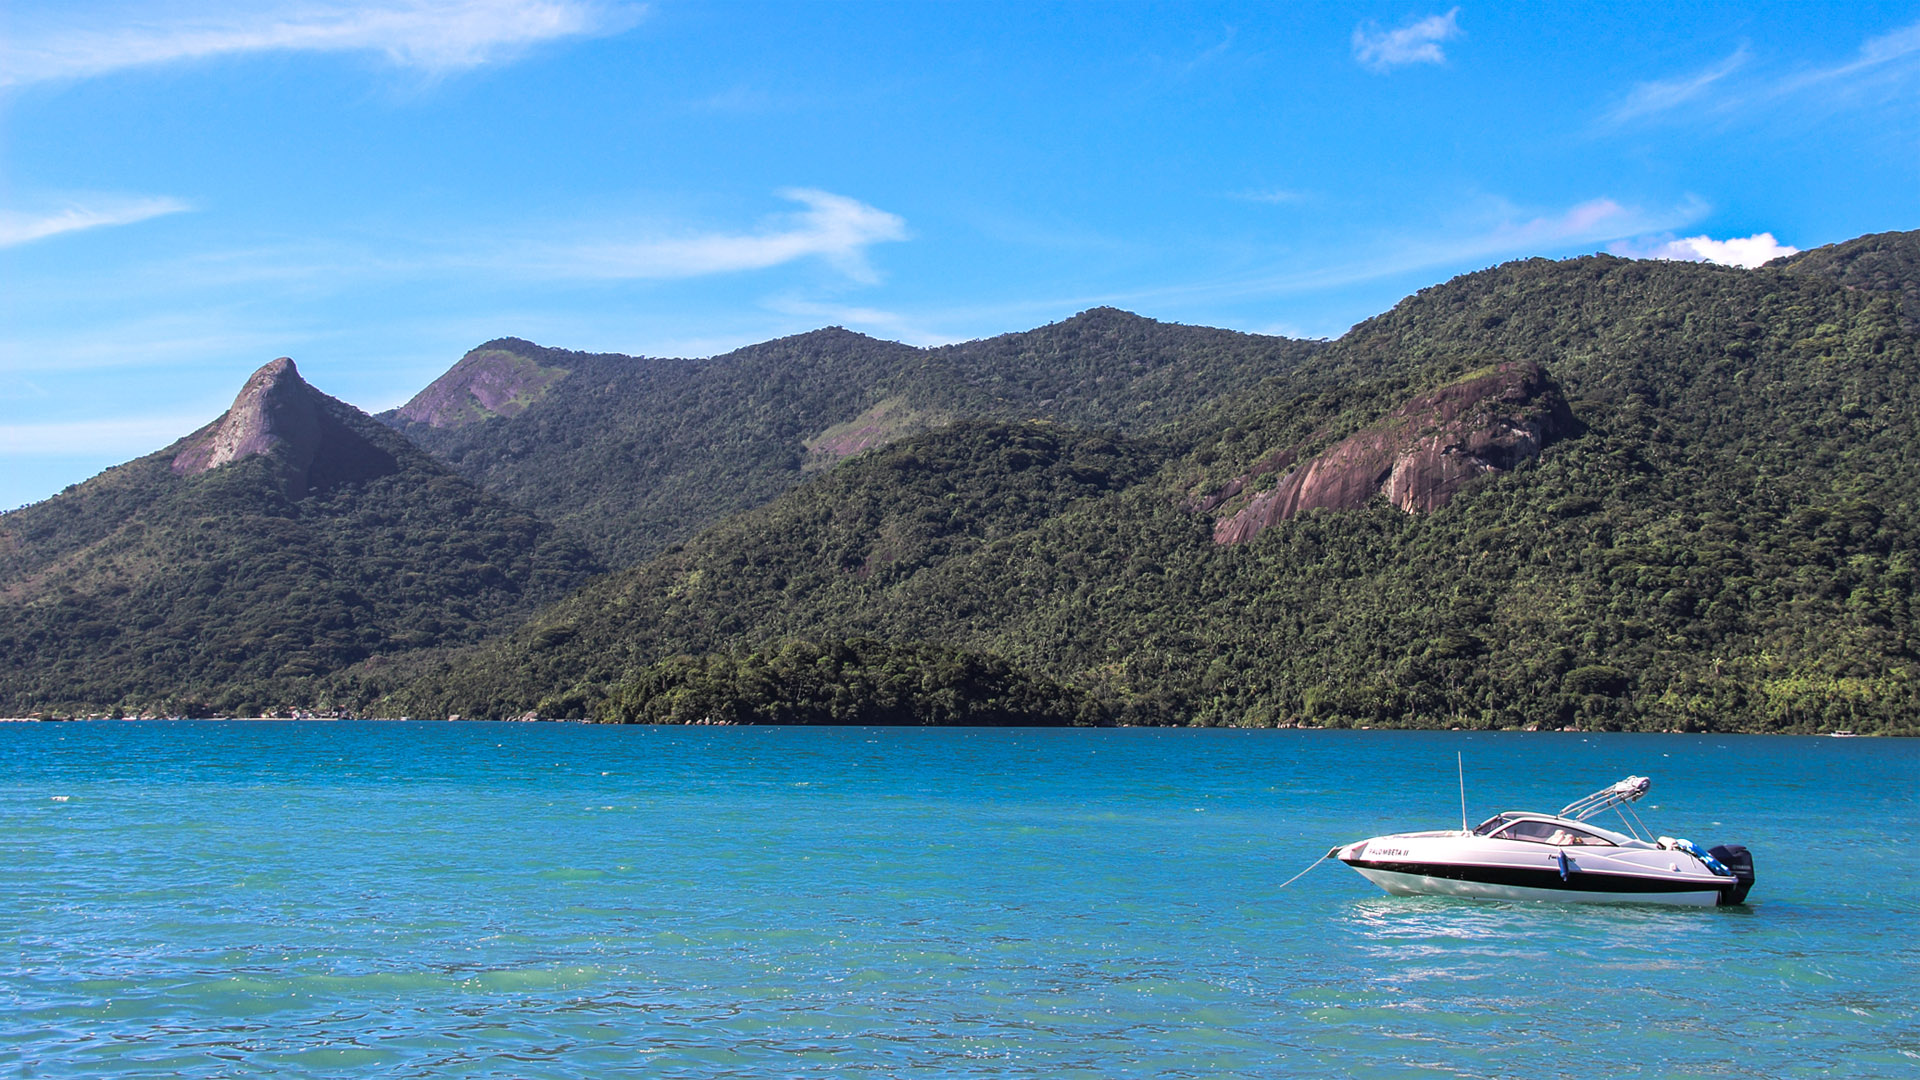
[392,421,1167,720]
[391,232,1920,735]
[0,360,597,716]
[378,309,1321,566]
[1781,230,1920,325]
[12,230,1917,731]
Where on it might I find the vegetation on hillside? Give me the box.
[390,421,1164,718]
[604,638,1100,726]
[12,230,1919,733]
[0,401,597,717]
[382,310,1320,567]
[390,241,1920,735]
[1781,230,1920,326]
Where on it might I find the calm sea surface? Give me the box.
[2,723,1915,1078]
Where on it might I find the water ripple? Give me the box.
[2,723,1915,1077]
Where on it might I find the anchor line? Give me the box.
[1278,847,1341,890]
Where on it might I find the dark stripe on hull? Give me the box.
[1344,858,1732,896]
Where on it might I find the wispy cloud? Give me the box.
[557,189,909,283]
[765,296,952,347]
[1610,232,1798,269]
[1,0,632,87]
[1167,26,1238,79]
[689,85,785,114]
[0,314,317,374]
[1353,8,1462,73]
[1775,19,1920,100]
[895,196,1712,342]
[1245,195,1707,294]
[1230,189,1309,205]
[1605,46,1748,124]
[840,195,1715,337]
[0,414,211,457]
[0,195,191,247]
[1064,195,1708,316]
[1603,19,1920,125]
[2,189,912,324]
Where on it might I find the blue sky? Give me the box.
[3,1,1918,510]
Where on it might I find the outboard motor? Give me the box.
[1709,844,1755,905]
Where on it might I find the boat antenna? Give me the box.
[1458,752,1468,833]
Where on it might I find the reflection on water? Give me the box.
[2,723,1916,1077]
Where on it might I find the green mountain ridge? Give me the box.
[1779,230,1920,326]
[0,360,598,716]
[378,308,1321,567]
[7,229,1918,731]
[390,233,1920,735]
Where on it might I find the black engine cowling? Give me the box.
[1709,844,1755,905]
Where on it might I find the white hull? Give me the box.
[1352,865,1724,907]
[1332,800,1752,906]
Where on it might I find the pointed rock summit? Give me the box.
[172,358,319,478]
[171,357,397,498]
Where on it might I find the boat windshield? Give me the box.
[1493,819,1616,847]
[1472,814,1513,836]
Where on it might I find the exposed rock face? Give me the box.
[802,397,953,471]
[170,357,397,498]
[172,358,320,478]
[391,341,571,429]
[1213,362,1573,545]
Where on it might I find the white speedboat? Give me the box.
[1332,776,1755,906]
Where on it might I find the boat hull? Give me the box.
[1348,862,1725,907]
[1334,829,1740,907]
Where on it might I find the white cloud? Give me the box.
[1605,46,1749,124]
[0,195,191,247]
[1611,232,1798,269]
[1,0,631,87]
[1353,8,1462,73]
[560,189,909,283]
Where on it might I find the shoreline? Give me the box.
[0,716,1904,736]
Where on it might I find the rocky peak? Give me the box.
[170,357,397,498]
[172,358,321,477]
[1212,362,1574,545]
[392,341,572,429]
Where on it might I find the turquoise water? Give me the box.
[3,723,1916,1078]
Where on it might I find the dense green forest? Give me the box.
[1780,231,1920,325]
[381,309,1321,567]
[391,421,1166,719]
[390,236,1920,735]
[605,638,1100,726]
[0,383,597,717]
[9,230,1918,732]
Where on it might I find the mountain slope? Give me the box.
[391,421,1167,719]
[392,250,1920,734]
[1779,228,1920,325]
[380,310,1320,567]
[0,360,598,716]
